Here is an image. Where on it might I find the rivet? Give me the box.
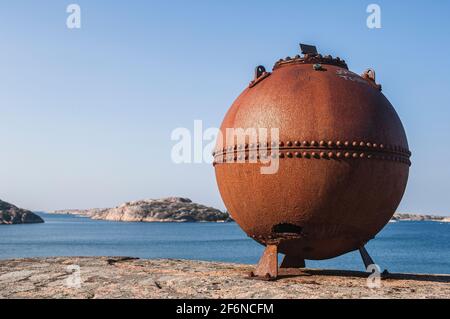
[360,153,365,158]
[353,153,358,158]
[380,144,385,149]
[367,154,373,159]
[238,144,244,150]
[360,142,365,147]
[302,141,309,146]
[287,152,293,158]
[372,143,377,148]
[336,152,342,158]
[295,152,302,158]
[279,152,285,158]
[319,140,326,146]
[320,152,327,158]
[303,152,310,158]
[311,141,318,146]
[312,152,319,158]
[285,56,292,61]
[313,63,323,71]
[336,141,342,147]
[294,141,301,147]
[287,141,293,147]
[238,155,243,161]
[328,141,334,147]
[271,153,277,159]
[344,141,350,147]
[352,141,358,147]
[271,141,277,147]
[328,152,334,158]
[345,152,351,158]
[279,141,284,147]
[366,142,372,148]
[249,143,255,149]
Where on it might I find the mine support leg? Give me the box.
[280,255,306,269]
[359,246,376,270]
[252,244,278,280]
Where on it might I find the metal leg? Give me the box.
[252,244,278,280]
[280,255,306,269]
[359,246,376,270]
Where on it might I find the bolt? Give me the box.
[313,63,323,71]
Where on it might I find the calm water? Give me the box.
[1,213,449,274]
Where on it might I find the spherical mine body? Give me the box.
[214,53,411,260]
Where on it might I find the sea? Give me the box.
[1,213,449,274]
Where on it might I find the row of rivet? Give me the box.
[213,150,411,166]
[213,141,411,157]
[273,54,348,70]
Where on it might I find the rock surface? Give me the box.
[52,197,231,223]
[0,200,44,225]
[0,257,449,299]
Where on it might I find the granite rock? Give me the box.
[0,257,449,299]
[52,197,231,223]
[0,199,44,225]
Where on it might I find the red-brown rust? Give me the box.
[214,45,411,269]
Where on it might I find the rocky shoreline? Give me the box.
[0,257,449,299]
[392,213,450,222]
[51,197,232,223]
[49,199,448,223]
[0,200,44,225]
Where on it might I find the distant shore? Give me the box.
[48,197,232,223]
[392,213,450,222]
[0,257,449,299]
[47,207,450,224]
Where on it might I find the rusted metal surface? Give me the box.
[251,245,278,280]
[214,44,411,278]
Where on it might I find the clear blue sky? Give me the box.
[0,0,449,214]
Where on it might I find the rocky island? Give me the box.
[50,198,449,223]
[51,197,232,223]
[0,199,44,225]
[392,213,450,222]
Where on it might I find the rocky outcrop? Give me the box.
[0,257,449,299]
[52,197,232,223]
[392,213,449,222]
[0,200,44,225]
